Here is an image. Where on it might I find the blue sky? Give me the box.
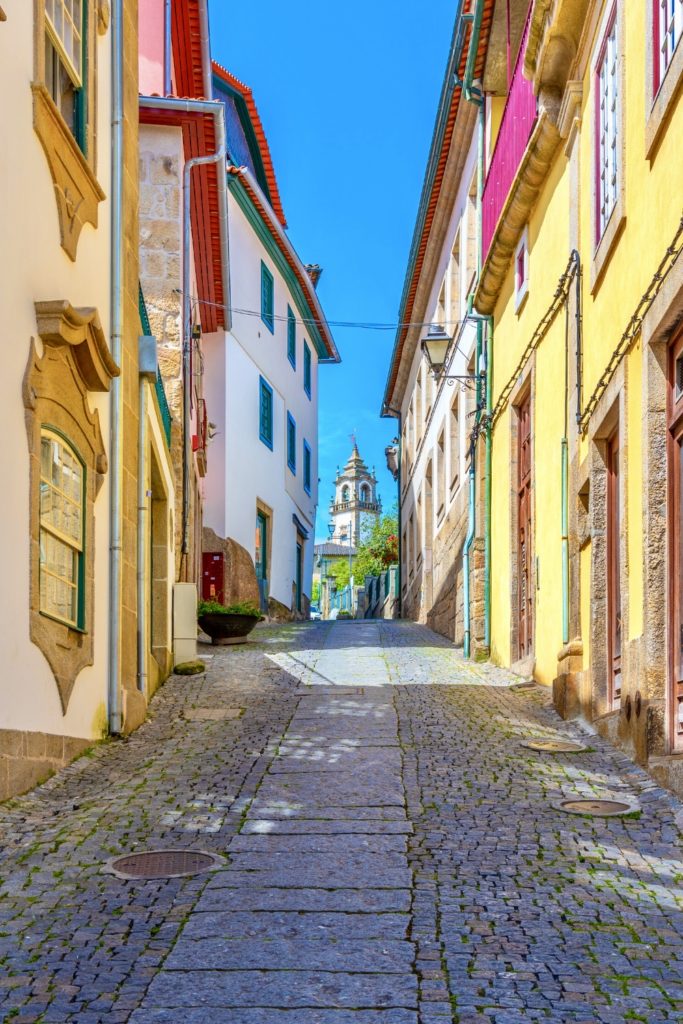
[209,0,455,540]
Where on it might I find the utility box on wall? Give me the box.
[202,552,225,604]
[173,582,197,665]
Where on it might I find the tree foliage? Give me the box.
[327,508,398,591]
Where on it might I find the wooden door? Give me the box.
[606,433,622,708]
[668,333,683,750]
[517,394,533,659]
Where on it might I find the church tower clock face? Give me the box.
[329,440,381,546]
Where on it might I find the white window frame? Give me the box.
[596,13,619,241]
[514,227,529,312]
[658,0,683,85]
[39,428,84,629]
[45,0,83,87]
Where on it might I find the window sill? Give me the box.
[515,285,529,316]
[646,42,683,159]
[32,83,104,262]
[590,203,626,295]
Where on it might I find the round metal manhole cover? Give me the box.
[522,739,587,753]
[556,798,636,817]
[104,849,223,880]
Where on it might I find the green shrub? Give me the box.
[174,660,206,676]
[198,599,261,617]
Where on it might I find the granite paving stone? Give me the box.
[0,619,682,1024]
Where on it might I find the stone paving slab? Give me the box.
[229,833,407,853]
[140,968,419,1008]
[180,910,410,940]
[164,937,415,972]
[240,817,413,834]
[195,886,413,913]
[129,1008,418,1023]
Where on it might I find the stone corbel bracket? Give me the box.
[32,83,106,262]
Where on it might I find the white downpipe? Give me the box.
[164,0,172,96]
[137,379,148,694]
[108,0,124,735]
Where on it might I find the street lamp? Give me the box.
[421,322,482,390]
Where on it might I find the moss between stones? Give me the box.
[174,661,206,676]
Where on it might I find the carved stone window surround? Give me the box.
[645,0,683,158]
[24,300,118,713]
[32,0,104,261]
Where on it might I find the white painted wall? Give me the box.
[0,1,113,738]
[399,139,479,589]
[204,194,320,609]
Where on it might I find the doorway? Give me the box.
[606,431,622,709]
[668,333,683,750]
[255,509,269,612]
[517,392,533,659]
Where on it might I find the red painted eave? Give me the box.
[212,60,288,230]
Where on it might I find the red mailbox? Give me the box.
[202,552,225,604]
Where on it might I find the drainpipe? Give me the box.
[464,0,484,101]
[484,314,493,651]
[138,95,230,570]
[562,251,581,645]
[463,437,477,659]
[137,377,148,693]
[381,404,402,618]
[107,0,124,735]
[163,0,172,96]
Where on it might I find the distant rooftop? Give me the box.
[314,542,358,557]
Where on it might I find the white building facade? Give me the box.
[203,65,339,618]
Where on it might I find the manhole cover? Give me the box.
[556,798,636,817]
[104,849,223,880]
[522,739,587,753]
[184,708,243,721]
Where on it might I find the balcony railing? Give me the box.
[481,7,536,262]
[329,499,381,514]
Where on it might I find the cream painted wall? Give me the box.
[0,2,114,739]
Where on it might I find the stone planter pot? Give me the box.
[198,612,261,646]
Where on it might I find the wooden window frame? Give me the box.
[287,305,296,368]
[261,262,275,334]
[303,340,312,398]
[303,439,312,495]
[259,376,273,450]
[39,427,86,631]
[287,411,297,474]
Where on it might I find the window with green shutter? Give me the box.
[287,412,296,473]
[287,306,296,368]
[259,376,273,449]
[261,262,274,333]
[303,340,312,398]
[303,440,312,494]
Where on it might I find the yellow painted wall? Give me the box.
[490,154,570,681]
[488,0,683,682]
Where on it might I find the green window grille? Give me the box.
[259,377,274,449]
[287,412,296,473]
[303,340,312,398]
[261,261,274,333]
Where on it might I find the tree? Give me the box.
[327,508,398,591]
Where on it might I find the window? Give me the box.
[341,484,350,503]
[261,262,274,333]
[287,306,296,367]
[303,341,312,398]
[596,13,619,240]
[44,0,85,148]
[437,428,446,519]
[303,440,312,494]
[514,227,529,310]
[656,0,683,89]
[39,429,84,629]
[449,393,460,491]
[360,483,370,503]
[287,412,296,473]
[259,376,273,449]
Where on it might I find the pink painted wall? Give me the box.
[139,0,165,95]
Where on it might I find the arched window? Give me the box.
[360,483,370,503]
[341,484,350,502]
[39,429,84,629]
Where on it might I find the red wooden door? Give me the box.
[202,552,224,604]
[606,433,622,708]
[668,333,683,750]
[517,394,533,659]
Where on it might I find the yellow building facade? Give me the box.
[477,0,683,792]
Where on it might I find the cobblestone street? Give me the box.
[1,620,683,1023]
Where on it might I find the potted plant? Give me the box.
[197,599,263,645]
